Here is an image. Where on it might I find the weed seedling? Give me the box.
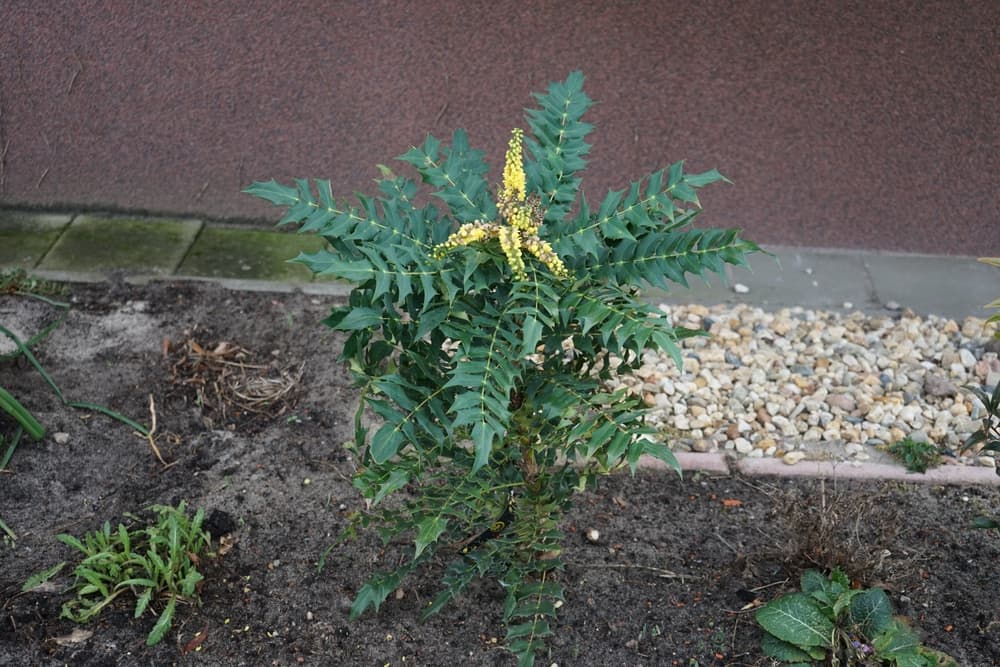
[888,437,940,473]
[23,501,213,646]
[756,568,957,666]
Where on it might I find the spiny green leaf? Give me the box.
[243,179,299,207]
[371,468,410,505]
[413,515,448,558]
[350,568,410,620]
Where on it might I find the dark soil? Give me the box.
[1,282,998,666]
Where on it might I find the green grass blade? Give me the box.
[0,386,45,440]
[66,401,149,436]
[0,289,69,362]
[1,516,18,543]
[1,428,23,469]
[0,324,66,403]
[0,326,148,436]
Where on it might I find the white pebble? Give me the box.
[783,451,807,465]
[604,302,994,471]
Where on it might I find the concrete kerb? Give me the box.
[640,453,1000,486]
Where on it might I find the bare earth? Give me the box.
[1,282,998,666]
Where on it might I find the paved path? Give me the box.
[2,208,997,486]
[3,210,996,322]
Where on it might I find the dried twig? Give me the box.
[434,102,449,125]
[67,52,84,95]
[748,578,789,593]
[146,394,168,466]
[565,561,697,582]
[714,529,740,555]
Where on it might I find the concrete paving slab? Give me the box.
[177,227,324,282]
[0,211,73,270]
[863,253,998,321]
[38,215,202,275]
[647,246,875,312]
[645,245,995,321]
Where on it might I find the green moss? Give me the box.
[177,226,324,282]
[39,216,201,274]
[0,212,72,270]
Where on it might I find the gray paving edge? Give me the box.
[639,452,1000,486]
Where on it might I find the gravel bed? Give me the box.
[610,303,1000,468]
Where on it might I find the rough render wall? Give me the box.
[0,1,997,254]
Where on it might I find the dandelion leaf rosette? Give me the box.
[246,71,761,664]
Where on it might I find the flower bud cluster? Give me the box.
[432,222,500,259]
[506,204,537,235]
[524,236,569,280]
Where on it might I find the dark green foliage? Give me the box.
[961,380,1000,529]
[247,71,761,665]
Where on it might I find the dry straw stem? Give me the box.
[166,337,302,423]
[144,394,168,467]
[773,479,917,588]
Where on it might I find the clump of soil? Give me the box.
[1,282,997,666]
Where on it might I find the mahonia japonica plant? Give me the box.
[246,72,761,665]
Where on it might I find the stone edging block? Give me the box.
[635,453,999,486]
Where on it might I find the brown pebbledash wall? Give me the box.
[0,1,997,255]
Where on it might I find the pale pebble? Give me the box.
[783,451,807,465]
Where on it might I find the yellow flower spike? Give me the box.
[500,128,526,203]
[498,226,527,281]
[433,222,498,258]
[524,237,569,279]
[432,128,569,282]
